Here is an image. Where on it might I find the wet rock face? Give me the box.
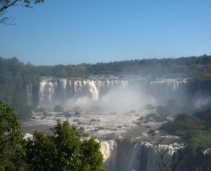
[144,104,156,110]
[82,133,89,137]
[65,113,72,117]
[90,119,100,122]
[138,112,168,123]
[148,130,156,136]
[73,119,80,122]
[79,127,85,132]
[74,111,80,117]
[95,127,104,131]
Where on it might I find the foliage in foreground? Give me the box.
[26,120,105,171]
[0,101,26,171]
[0,101,105,171]
[0,0,44,24]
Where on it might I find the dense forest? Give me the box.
[0,57,40,119]
[37,54,211,79]
[1,54,211,119]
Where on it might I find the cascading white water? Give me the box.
[25,77,211,111]
[26,82,33,105]
[36,77,189,107]
[39,78,58,105]
[148,79,188,105]
[101,139,185,171]
[37,78,130,106]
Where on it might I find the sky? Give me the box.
[0,0,211,66]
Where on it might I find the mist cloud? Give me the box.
[64,86,157,113]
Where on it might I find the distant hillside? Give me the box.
[36,54,211,79]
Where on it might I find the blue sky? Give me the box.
[0,0,211,65]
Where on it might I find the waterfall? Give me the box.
[26,82,33,105]
[37,78,129,106]
[35,77,190,107]
[148,78,188,105]
[101,139,185,171]
[26,77,211,110]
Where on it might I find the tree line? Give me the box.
[37,54,211,79]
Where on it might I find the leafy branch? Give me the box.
[0,0,44,24]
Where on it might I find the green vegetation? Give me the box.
[0,101,105,171]
[0,57,40,119]
[0,101,26,171]
[26,120,104,171]
[160,111,211,170]
[36,54,211,79]
[161,111,211,149]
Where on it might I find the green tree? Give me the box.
[0,0,44,24]
[0,101,26,170]
[80,137,104,171]
[26,119,105,171]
